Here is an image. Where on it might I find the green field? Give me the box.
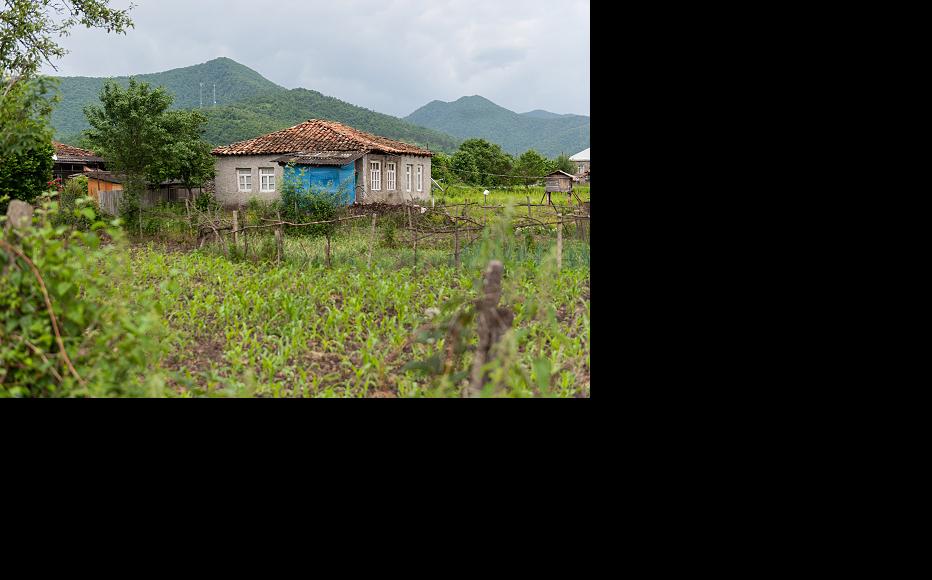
[2,193,590,398]
[110,201,591,397]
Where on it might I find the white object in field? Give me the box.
[420,207,427,214]
[483,190,490,197]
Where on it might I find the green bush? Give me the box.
[0,197,165,397]
[0,141,54,212]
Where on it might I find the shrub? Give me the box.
[0,141,54,212]
[0,197,165,397]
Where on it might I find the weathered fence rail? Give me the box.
[97,187,204,216]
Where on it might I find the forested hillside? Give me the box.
[51,57,460,151]
[406,96,590,158]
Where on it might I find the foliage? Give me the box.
[82,79,216,226]
[0,139,54,211]
[150,110,215,192]
[513,149,552,187]
[278,168,342,239]
[1,0,132,156]
[50,56,283,137]
[405,95,590,159]
[0,0,133,79]
[431,152,455,185]
[451,138,515,188]
[47,57,461,152]
[0,77,57,158]
[0,195,164,398]
[553,153,577,175]
[49,175,95,230]
[192,189,222,214]
[114,239,588,397]
[199,87,461,151]
[83,79,174,183]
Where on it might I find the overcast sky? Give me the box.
[39,0,590,118]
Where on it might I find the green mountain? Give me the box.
[50,57,460,152]
[51,57,285,137]
[405,96,590,158]
[200,88,461,152]
[521,109,574,120]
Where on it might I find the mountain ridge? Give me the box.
[405,95,589,158]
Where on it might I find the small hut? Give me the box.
[545,170,576,194]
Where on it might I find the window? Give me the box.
[260,168,276,192]
[406,165,413,192]
[387,163,396,191]
[370,161,382,191]
[417,165,423,192]
[237,169,252,192]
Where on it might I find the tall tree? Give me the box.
[451,138,514,188]
[552,153,577,175]
[513,150,550,187]
[82,79,174,217]
[1,0,133,156]
[152,110,215,199]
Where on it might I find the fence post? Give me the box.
[232,211,239,249]
[326,234,332,268]
[454,224,461,269]
[275,211,284,264]
[466,261,513,398]
[368,212,377,268]
[557,215,563,272]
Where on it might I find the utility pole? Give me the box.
[213,84,217,107]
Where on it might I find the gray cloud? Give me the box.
[40,0,589,117]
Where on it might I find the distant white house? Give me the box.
[570,148,590,179]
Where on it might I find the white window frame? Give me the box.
[417,165,423,192]
[370,161,382,191]
[405,164,413,192]
[259,167,276,193]
[386,162,396,191]
[237,169,252,193]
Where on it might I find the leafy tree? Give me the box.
[1,0,133,157]
[451,138,514,187]
[513,150,550,187]
[431,152,455,186]
[552,153,577,175]
[0,140,53,212]
[151,110,215,198]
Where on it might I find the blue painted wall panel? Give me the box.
[283,163,356,206]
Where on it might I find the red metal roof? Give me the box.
[211,119,433,157]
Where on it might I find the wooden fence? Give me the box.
[98,187,204,216]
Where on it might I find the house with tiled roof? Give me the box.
[52,142,107,182]
[211,119,433,207]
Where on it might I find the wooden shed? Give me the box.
[545,171,576,194]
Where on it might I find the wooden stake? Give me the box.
[326,235,332,268]
[557,215,563,272]
[232,210,240,248]
[275,211,283,264]
[454,226,461,269]
[367,213,377,268]
[466,261,513,398]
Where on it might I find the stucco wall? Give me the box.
[357,154,432,204]
[213,155,285,207]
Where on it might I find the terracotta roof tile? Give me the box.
[211,119,433,157]
[53,142,105,163]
